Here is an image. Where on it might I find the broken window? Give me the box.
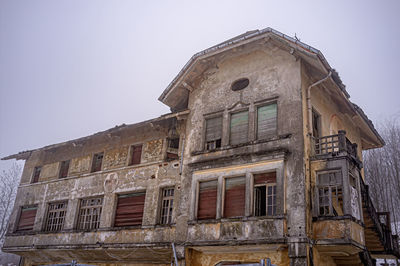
[16,205,37,231]
[224,176,246,218]
[317,170,343,216]
[257,103,277,139]
[254,172,277,216]
[77,197,103,230]
[197,180,218,220]
[160,187,174,224]
[114,192,146,227]
[44,201,68,232]
[312,108,321,138]
[205,116,222,150]
[91,152,104,172]
[59,160,70,179]
[166,137,180,160]
[32,166,41,183]
[129,144,142,166]
[230,111,248,145]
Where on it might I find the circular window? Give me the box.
[231,78,249,91]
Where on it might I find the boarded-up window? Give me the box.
[224,176,245,218]
[32,166,41,183]
[160,187,174,224]
[91,152,104,172]
[197,180,217,220]
[254,172,277,216]
[77,197,103,230]
[230,111,248,145]
[317,170,343,216]
[205,116,222,150]
[114,192,146,227]
[59,160,70,179]
[45,201,67,232]
[257,103,277,139]
[16,206,37,231]
[129,145,142,165]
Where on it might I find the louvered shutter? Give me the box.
[224,176,246,217]
[198,180,217,220]
[206,116,222,142]
[230,111,248,145]
[130,145,142,165]
[17,206,37,231]
[114,192,146,227]
[254,172,276,185]
[257,103,277,139]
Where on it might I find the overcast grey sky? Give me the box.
[1,0,399,172]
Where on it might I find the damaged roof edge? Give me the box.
[158,27,349,103]
[2,109,190,161]
[352,103,385,147]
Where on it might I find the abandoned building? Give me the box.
[2,28,399,266]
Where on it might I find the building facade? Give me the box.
[2,28,399,266]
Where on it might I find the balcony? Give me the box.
[360,178,400,258]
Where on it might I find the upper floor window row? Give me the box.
[205,102,277,151]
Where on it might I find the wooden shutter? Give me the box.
[114,192,145,227]
[17,206,37,231]
[254,172,276,185]
[198,180,217,220]
[206,116,222,142]
[257,103,277,139]
[32,167,41,183]
[91,152,103,172]
[224,176,246,218]
[230,111,248,145]
[130,145,142,165]
[59,160,70,178]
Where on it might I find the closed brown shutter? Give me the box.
[114,192,145,227]
[230,111,248,145]
[198,180,217,220]
[257,103,277,139]
[91,152,103,172]
[17,206,37,231]
[59,160,70,178]
[254,172,276,185]
[206,116,222,142]
[130,145,142,165]
[224,176,245,218]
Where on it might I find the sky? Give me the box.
[1,0,400,173]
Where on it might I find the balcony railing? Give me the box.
[313,130,359,160]
[360,178,400,257]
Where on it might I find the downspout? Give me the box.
[306,71,332,136]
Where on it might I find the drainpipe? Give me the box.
[306,71,332,136]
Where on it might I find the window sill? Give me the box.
[188,215,285,225]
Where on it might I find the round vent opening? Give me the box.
[231,78,249,91]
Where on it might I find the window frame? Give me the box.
[15,205,38,232]
[44,201,68,232]
[316,169,343,217]
[204,113,223,151]
[253,172,277,217]
[76,196,103,231]
[58,160,70,179]
[91,152,104,173]
[196,179,218,220]
[128,144,143,166]
[113,191,146,227]
[222,175,246,218]
[32,166,42,183]
[158,186,175,225]
[229,108,249,146]
[255,101,278,140]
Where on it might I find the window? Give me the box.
[253,172,276,216]
[205,116,222,150]
[160,187,174,224]
[317,170,343,216]
[114,192,146,227]
[45,201,68,232]
[230,111,248,145]
[257,103,277,139]
[32,166,41,183]
[312,108,321,138]
[59,160,70,178]
[77,197,103,230]
[166,137,179,160]
[197,180,217,220]
[16,205,37,231]
[224,176,246,218]
[91,152,104,172]
[129,144,142,166]
[231,78,249,91]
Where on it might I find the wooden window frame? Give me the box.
[253,172,277,217]
[196,179,218,220]
[58,160,70,179]
[114,191,146,227]
[91,152,104,173]
[204,114,223,151]
[255,101,278,140]
[166,137,180,160]
[229,109,249,146]
[76,197,103,230]
[312,107,321,138]
[128,144,142,166]
[16,205,38,232]
[316,169,343,217]
[32,166,41,183]
[223,176,246,218]
[159,187,175,225]
[44,201,68,232]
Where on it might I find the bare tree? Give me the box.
[0,163,21,247]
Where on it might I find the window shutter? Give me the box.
[59,160,70,178]
[198,180,218,220]
[114,192,146,227]
[91,153,103,172]
[230,111,248,145]
[206,116,222,142]
[254,172,276,185]
[130,145,142,165]
[257,103,277,139]
[17,206,37,231]
[224,176,246,217]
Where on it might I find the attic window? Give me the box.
[231,78,249,91]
